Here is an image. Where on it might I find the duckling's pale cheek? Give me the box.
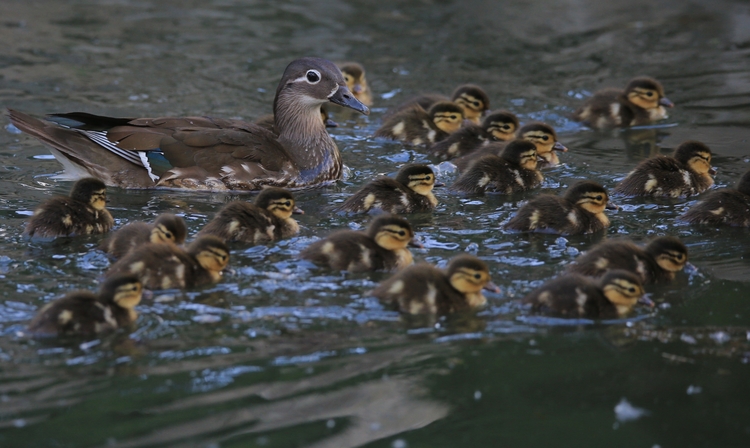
[649,106,668,121]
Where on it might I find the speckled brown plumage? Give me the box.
[451,140,543,194]
[679,170,750,226]
[100,213,187,259]
[335,164,438,214]
[429,110,519,161]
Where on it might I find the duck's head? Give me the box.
[395,164,437,197]
[451,84,490,124]
[368,215,420,251]
[674,141,715,175]
[517,122,568,162]
[70,177,108,211]
[446,255,499,306]
[150,213,188,245]
[256,187,300,219]
[100,274,143,311]
[482,110,519,141]
[428,101,465,134]
[500,139,539,171]
[189,235,230,274]
[565,181,614,215]
[338,62,370,100]
[645,236,688,273]
[273,58,369,132]
[737,170,750,196]
[599,269,648,316]
[625,76,673,111]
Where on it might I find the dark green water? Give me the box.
[1,0,750,446]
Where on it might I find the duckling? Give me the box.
[384,84,490,125]
[679,170,750,226]
[504,180,616,235]
[573,76,674,129]
[100,213,188,259]
[300,215,421,272]
[613,141,715,197]
[429,110,520,161]
[566,236,689,283]
[105,235,230,290]
[254,107,337,133]
[374,101,464,146]
[450,140,543,194]
[23,177,114,239]
[27,274,143,336]
[452,122,568,171]
[338,62,373,106]
[522,270,651,319]
[198,187,301,243]
[371,255,499,315]
[335,164,438,214]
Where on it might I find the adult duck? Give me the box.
[8,57,369,191]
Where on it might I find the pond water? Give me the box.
[1,0,750,446]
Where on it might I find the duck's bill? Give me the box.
[408,238,424,248]
[293,206,305,215]
[433,181,446,187]
[659,97,674,108]
[329,85,370,115]
[483,281,501,293]
[606,201,619,210]
[553,142,569,152]
[325,118,339,128]
[637,296,656,308]
[708,167,717,175]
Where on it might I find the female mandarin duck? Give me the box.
[613,141,715,197]
[371,255,499,315]
[27,274,143,336]
[24,177,113,239]
[429,110,519,161]
[105,235,230,290]
[338,62,373,106]
[374,101,464,146]
[523,270,652,319]
[566,236,689,283]
[680,169,750,226]
[450,140,543,194]
[335,164,438,214]
[100,213,187,259]
[573,76,674,129]
[198,187,301,243]
[504,180,616,235]
[385,84,490,125]
[300,215,421,272]
[9,57,369,191]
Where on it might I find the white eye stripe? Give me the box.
[290,69,323,85]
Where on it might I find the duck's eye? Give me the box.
[450,115,458,120]
[165,232,173,238]
[306,70,321,84]
[628,287,636,293]
[542,135,549,141]
[501,125,511,131]
[473,101,481,107]
[646,91,654,97]
[425,175,431,181]
[596,195,603,201]
[398,230,406,237]
[284,201,291,207]
[474,273,482,280]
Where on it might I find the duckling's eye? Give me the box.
[542,135,549,141]
[450,115,458,120]
[165,231,173,238]
[284,201,291,207]
[344,75,351,83]
[646,91,654,97]
[501,125,511,131]
[596,195,603,201]
[628,287,636,293]
[472,101,481,107]
[398,230,406,237]
[306,70,321,84]
[474,273,482,280]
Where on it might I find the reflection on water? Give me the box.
[1,0,750,446]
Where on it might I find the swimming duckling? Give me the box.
[253,107,338,133]
[504,180,616,235]
[374,101,464,146]
[429,110,520,161]
[566,236,689,283]
[613,141,715,197]
[198,187,301,243]
[335,164,438,214]
[27,274,143,336]
[679,170,750,226]
[450,140,543,194]
[100,213,188,259]
[105,235,230,290]
[338,62,373,106]
[452,122,568,171]
[300,215,421,272]
[573,76,674,129]
[371,255,499,315]
[384,84,490,125]
[24,177,114,239]
[522,270,651,319]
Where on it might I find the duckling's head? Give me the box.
[428,101,465,134]
[274,58,369,133]
[482,110,520,141]
[70,178,108,211]
[737,170,750,196]
[625,76,673,111]
[189,235,230,274]
[446,255,497,297]
[256,187,298,220]
[338,62,369,95]
[598,269,646,316]
[368,215,416,251]
[673,141,714,175]
[500,139,539,171]
[645,236,688,273]
[518,122,568,161]
[565,181,612,215]
[395,164,437,197]
[150,213,188,245]
[100,274,143,311]
[451,84,490,124]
